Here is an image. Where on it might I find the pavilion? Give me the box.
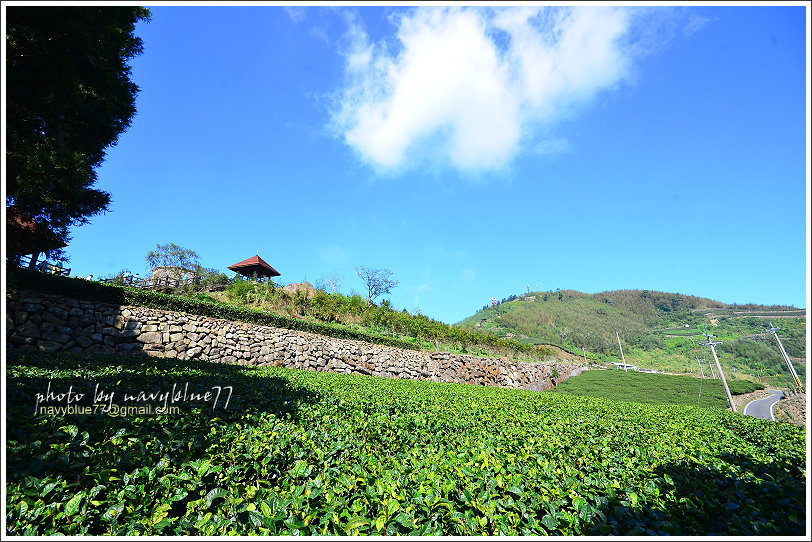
[227,254,281,281]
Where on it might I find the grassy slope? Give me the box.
[456,289,806,386]
[6,351,805,536]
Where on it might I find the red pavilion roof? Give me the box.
[227,254,281,277]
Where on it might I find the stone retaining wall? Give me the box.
[6,290,584,390]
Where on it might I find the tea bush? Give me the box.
[6,351,805,536]
[554,369,764,409]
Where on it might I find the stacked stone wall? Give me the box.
[6,290,584,390]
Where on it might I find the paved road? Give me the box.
[743,389,785,421]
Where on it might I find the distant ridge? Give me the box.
[455,288,805,383]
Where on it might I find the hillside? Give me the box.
[456,289,806,387]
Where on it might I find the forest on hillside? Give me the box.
[457,289,806,386]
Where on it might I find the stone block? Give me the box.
[138,332,163,344]
[187,347,203,358]
[41,330,71,344]
[16,320,41,339]
[116,343,143,354]
[76,336,94,348]
[37,340,62,352]
[48,307,68,320]
[79,313,97,326]
[41,311,66,326]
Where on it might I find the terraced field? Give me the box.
[552,368,764,410]
[6,351,806,536]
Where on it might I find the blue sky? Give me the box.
[55,3,808,324]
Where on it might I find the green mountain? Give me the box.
[456,289,806,387]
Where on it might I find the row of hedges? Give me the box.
[222,280,567,361]
[8,268,569,361]
[6,268,419,351]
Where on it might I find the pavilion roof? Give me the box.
[227,254,281,278]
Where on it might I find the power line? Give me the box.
[616,331,627,372]
[766,323,803,391]
[699,331,734,412]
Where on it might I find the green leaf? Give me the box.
[346,517,369,531]
[204,488,228,509]
[291,460,311,478]
[101,502,125,521]
[541,514,559,530]
[63,494,83,517]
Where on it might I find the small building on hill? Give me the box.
[227,254,281,281]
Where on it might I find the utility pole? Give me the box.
[696,358,705,379]
[700,332,734,412]
[616,331,627,372]
[767,323,803,391]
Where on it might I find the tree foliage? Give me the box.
[355,266,399,303]
[5,6,151,254]
[146,243,200,280]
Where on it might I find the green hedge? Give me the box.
[7,268,419,351]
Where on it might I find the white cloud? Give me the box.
[460,268,476,283]
[683,14,713,36]
[331,6,636,173]
[310,26,330,44]
[284,7,307,24]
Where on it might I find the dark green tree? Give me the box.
[5,6,151,257]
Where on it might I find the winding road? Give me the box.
[743,389,784,421]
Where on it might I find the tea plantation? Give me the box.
[552,368,764,410]
[6,351,806,536]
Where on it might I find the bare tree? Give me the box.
[355,266,399,303]
[316,271,342,293]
